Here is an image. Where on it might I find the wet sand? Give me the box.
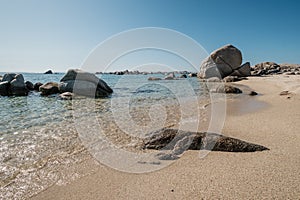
[31,75,300,199]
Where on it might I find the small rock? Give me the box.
[249,91,258,96]
[59,92,74,100]
[188,73,197,77]
[164,73,175,80]
[279,91,290,96]
[148,77,162,81]
[179,74,187,78]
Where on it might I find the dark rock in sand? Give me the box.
[25,81,34,91]
[279,91,291,96]
[34,82,43,91]
[198,44,250,79]
[44,70,53,74]
[60,69,113,97]
[39,82,59,95]
[249,91,258,96]
[215,84,242,94]
[143,128,269,160]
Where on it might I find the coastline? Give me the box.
[31,75,300,199]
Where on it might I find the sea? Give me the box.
[0,72,212,199]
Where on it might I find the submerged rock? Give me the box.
[143,128,269,160]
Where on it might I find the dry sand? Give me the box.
[31,75,300,199]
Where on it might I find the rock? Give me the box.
[207,77,221,82]
[59,92,74,100]
[10,74,28,96]
[199,44,249,79]
[34,82,43,91]
[279,91,290,96]
[39,82,59,95]
[143,128,269,160]
[2,73,17,83]
[188,73,197,77]
[230,62,251,77]
[215,84,242,94]
[25,81,34,91]
[284,72,295,75]
[223,76,247,82]
[249,91,258,96]
[164,72,175,80]
[179,74,187,78]
[44,70,53,74]
[59,80,106,97]
[0,75,2,82]
[0,81,9,96]
[60,69,113,97]
[148,77,162,81]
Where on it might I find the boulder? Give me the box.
[215,84,242,94]
[34,82,43,91]
[44,70,53,74]
[2,73,17,83]
[0,81,9,96]
[25,81,34,91]
[39,82,59,95]
[60,69,113,97]
[198,44,251,79]
[10,74,28,96]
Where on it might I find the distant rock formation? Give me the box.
[44,70,53,74]
[198,44,251,79]
[251,62,300,76]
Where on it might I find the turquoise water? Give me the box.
[0,72,207,199]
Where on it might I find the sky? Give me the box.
[0,0,299,72]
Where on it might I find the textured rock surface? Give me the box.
[39,82,59,95]
[60,69,113,97]
[0,73,28,96]
[198,45,250,79]
[215,84,243,94]
[143,128,269,160]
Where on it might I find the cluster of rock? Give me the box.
[97,70,198,77]
[148,72,197,81]
[251,62,300,76]
[0,69,113,98]
[143,128,269,160]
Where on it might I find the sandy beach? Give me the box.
[31,75,300,199]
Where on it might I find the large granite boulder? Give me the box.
[39,82,59,95]
[60,69,113,97]
[198,45,250,79]
[0,73,28,96]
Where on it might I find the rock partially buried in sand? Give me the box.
[143,128,269,160]
[215,84,242,94]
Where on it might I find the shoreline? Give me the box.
[31,75,300,199]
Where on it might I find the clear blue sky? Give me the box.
[0,0,299,72]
